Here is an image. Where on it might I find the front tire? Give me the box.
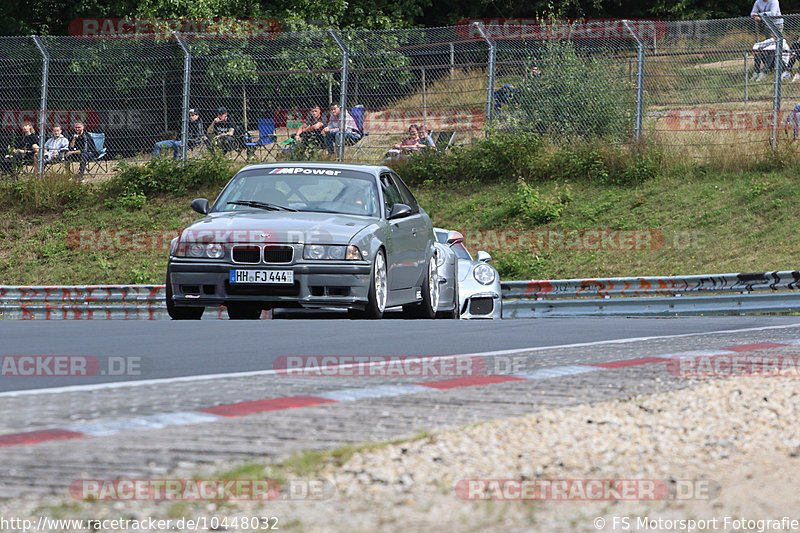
[406,254,438,319]
[364,249,388,319]
[166,270,204,320]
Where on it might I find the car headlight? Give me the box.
[473,263,496,285]
[303,244,361,260]
[176,242,225,259]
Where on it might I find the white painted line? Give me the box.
[3,322,800,398]
[63,411,220,436]
[514,366,601,380]
[658,350,738,359]
[315,384,431,402]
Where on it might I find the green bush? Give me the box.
[103,152,238,199]
[1,172,86,212]
[501,40,635,141]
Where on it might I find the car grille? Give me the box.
[468,297,494,315]
[232,245,260,264]
[231,245,294,264]
[263,245,293,263]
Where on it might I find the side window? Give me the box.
[390,172,419,213]
[380,174,403,215]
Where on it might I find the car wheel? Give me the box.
[405,254,438,319]
[226,302,262,320]
[166,270,204,320]
[364,249,387,319]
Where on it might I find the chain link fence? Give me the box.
[2,15,800,173]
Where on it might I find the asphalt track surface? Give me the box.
[2,316,800,392]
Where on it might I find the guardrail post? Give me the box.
[31,35,49,175]
[173,32,191,163]
[762,14,783,149]
[328,29,350,162]
[623,21,645,145]
[473,23,496,131]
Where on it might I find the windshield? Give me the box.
[451,242,473,260]
[213,168,379,217]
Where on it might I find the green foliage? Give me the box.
[103,153,238,200]
[502,39,635,142]
[393,133,661,187]
[1,172,86,212]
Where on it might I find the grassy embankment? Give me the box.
[0,134,798,285]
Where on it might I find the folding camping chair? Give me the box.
[349,105,370,159]
[243,118,277,160]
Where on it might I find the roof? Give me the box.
[239,162,391,174]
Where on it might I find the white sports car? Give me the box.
[434,228,502,319]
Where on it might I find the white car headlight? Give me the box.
[473,263,496,285]
[304,245,361,260]
[178,243,225,259]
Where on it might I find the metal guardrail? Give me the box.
[3,271,800,319]
[501,271,800,318]
[0,285,269,320]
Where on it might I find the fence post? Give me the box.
[328,30,350,162]
[474,23,496,131]
[31,35,49,175]
[744,52,749,104]
[762,14,783,149]
[623,20,645,145]
[421,68,427,123]
[173,32,191,162]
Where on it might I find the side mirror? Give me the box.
[191,198,210,215]
[387,203,412,220]
[446,230,464,245]
[477,251,492,263]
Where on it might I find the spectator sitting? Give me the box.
[323,103,361,155]
[385,124,426,159]
[418,125,436,149]
[493,83,516,115]
[153,108,208,159]
[1,122,39,175]
[42,124,68,165]
[64,121,97,176]
[751,37,790,81]
[785,39,800,82]
[293,105,326,148]
[207,107,235,153]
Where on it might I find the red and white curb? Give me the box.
[2,339,799,449]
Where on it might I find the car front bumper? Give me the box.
[169,259,373,310]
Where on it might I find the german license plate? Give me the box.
[230,270,294,284]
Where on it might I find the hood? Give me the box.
[181,211,372,245]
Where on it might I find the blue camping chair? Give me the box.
[84,132,108,174]
[244,118,277,160]
[349,106,370,159]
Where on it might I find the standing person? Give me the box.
[153,108,208,159]
[786,103,800,139]
[293,105,326,147]
[1,122,39,175]
[322,103,361,155]
[207,107,235,153]
[42,124,69,165]
[64,121,97,176]
[751,0,783,35]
